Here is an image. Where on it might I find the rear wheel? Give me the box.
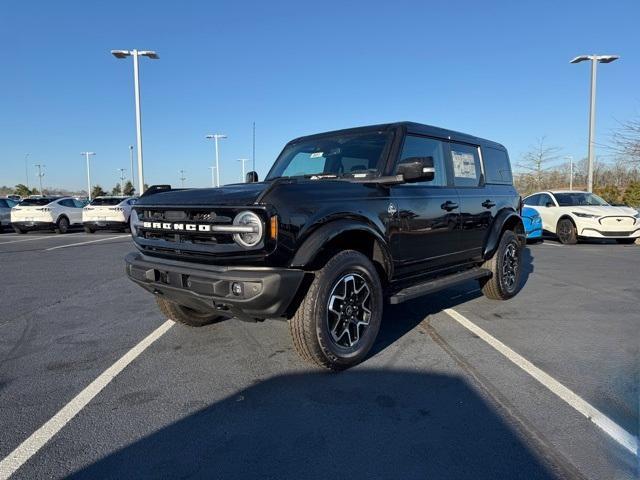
[55,216,69,234]
[480,229,523,300]
[616,238,636,245]
[556,218,577,244]
[156,297,224,327]
[289,250,383,370]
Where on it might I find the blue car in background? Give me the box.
[522,206,543,242]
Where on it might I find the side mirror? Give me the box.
[396,156,435,183]
[246,171,259,183]
[545,201,554,207]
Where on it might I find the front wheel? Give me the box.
[616,238,636,245]
[289,250,383,370]
[480,230,523,300]
[13,226,27,234]
[557,218,577,244]
[84,226,95,234]
[156,297,225,327]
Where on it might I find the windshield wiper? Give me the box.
[302,174,339,180]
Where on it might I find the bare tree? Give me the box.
[610,116,640,165]
[517,137,562,188]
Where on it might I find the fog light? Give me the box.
[231,282,243,296]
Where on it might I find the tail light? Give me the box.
[37,207,52,212]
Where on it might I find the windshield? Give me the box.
[554,192,609,207]
[91,197,125,206]
[266,131,391,180]
[20,198,55,206]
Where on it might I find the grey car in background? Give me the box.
[0,198,19,231]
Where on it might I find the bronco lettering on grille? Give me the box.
[142,221,213,232]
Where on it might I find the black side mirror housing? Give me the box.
[396,156,435,183]
[246,171,259,183]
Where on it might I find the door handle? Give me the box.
[482,199,496,209]
[441,201,458,211]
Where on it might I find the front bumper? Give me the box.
[11,221,56,231]
[578,227,640,239]
[125,252,306,320]
[84,220,128,230]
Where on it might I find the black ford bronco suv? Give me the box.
[126,122,524,370]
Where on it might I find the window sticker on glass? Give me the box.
[452,150,477,178]
[310,152,324,158]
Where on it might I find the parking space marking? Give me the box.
[443,308,638,456]
[0,320,173,480]
[538,242,564,247]
[0,234,84,245]
[45,235,130,251]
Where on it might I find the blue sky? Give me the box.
[1,0,639,191]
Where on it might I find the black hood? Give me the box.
[137,182,271,206]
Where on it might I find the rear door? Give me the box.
[392,135,463,277]
[450,142,496,261]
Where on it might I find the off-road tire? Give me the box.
[557,218,578,245]
[84,226,95,234]
[156,297,224,327]
[480,229,523,300]
[55,216,70,234]
[13,226,27,234]
[289,250,383,371]
[616,238,636,245]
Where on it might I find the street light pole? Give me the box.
[237,158,248,182]
[111,49,159,195]
[35,164,45,195]
[129,145,135,190]
[117,168,126,195]
[565,156,574,190]
[24,153,30,191]
[205,134,227,187]
[179,169,186,187]
[81,152,96,200]
[570,54,619,193]
[208,166,217,188]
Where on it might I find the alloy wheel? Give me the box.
[501,241,519,292]
[326,273,372,348]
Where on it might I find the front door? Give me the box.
[392,135,463,278]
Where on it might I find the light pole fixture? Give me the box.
[205,134,227,187]
[129,145,135,190]
[110,49,159,195]
[81,152,96,200]
[237,158,249,182]
[570,54,619,192]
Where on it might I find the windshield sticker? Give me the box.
[310,152,324,158]
[452,151,476,178]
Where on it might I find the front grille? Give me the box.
[599,216,635,228]
[133,206,268,258]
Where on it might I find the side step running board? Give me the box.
[389,268,492,305]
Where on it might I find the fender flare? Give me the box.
[290,218,392,274]
[483,209,525,260]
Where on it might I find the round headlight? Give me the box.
[232,211,263,247]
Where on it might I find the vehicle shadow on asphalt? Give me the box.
[372,247,535,357]
[68,369,558,480]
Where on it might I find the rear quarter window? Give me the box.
[483,147,513,185]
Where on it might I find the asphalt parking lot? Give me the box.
[0,231,637,479]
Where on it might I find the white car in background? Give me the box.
[82,196,136,233]
[523,190,640,244]
[11,197,85,234]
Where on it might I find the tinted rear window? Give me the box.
[90,197,124,206]
[483,147,513,184]
[20,198,55,206]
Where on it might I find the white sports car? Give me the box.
[523,190,639,244]
[82,196,136,233]
[11,196,85,234]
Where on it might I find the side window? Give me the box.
[523,194,540,206]
[396,135,447,186]
[483,147,513,184]
[538,194,554,207]
[72,199,85,208]
[128,199,137,206]
[450,143,482,187]
[59,199,74,208]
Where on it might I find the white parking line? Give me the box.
[0,320,173,480]
[45,235,130,251]
[539,242,564,247]
[0,234,83,245]
[443,308,638,456]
